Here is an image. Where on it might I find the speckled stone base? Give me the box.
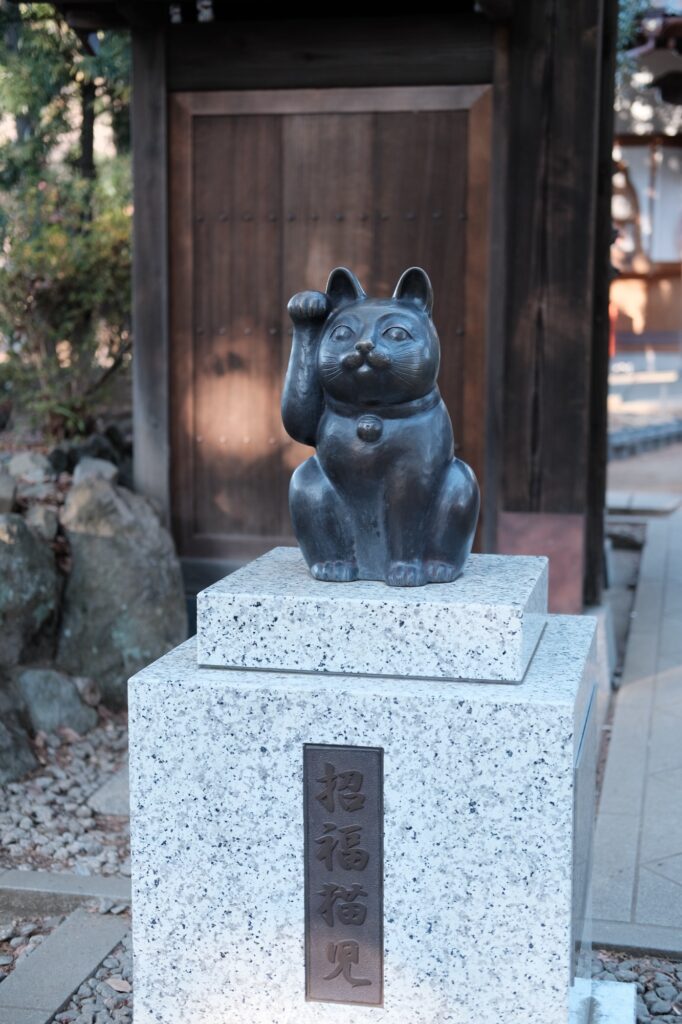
[196,546,548,682]
[129,613,597,1024]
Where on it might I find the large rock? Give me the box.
[7,451,51,483]
[73,456,119,486]
[0,470,16,513]
[25,504,59,542]
[14,667,98,735]
[57,478,187,708]
[0,672,36,783]
[0,514,60,666]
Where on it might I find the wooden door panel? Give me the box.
[193,115,284,539]
[280,112,375,535]
[169,88,491,567]
[371,110,468,460]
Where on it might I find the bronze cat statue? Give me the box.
[281,267,479,587]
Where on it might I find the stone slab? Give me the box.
[569,978,636,1024]
[592,917,682,956]
[591,813,638,922]
[0,908,127,1019]
[593,508,682,955]
[88,764,130,816]
[197,546,548,682]
[630,491,682,514]
[0,1009,47,1024]
[0,869,130,916]
[129,615,596,1024]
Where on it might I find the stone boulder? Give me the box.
[57,477,187,708]
[24,504,59,542]
[14,667,98,735]
[0,470,16,514]
[7,450,51,483]
[0,514,60,666]
[73,456,119,486]
[0,671,36,784]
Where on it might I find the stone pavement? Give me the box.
[593,444,682,955]
[88,765,129,817]
[0,906,128,1024]
[0,868,130,916]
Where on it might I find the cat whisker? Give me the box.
[391,366,420,385]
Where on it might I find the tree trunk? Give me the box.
[0,0,31,144]
[110,98,131,155]
[79,78,96,180]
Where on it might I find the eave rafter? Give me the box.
[48,1,514,31]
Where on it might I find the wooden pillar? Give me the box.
[585,0,619,606]
[496,0,608,612]
[131,29,170,523]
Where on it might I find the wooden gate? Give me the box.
[169,86,491,575]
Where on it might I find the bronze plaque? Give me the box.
[304,744,384,1005]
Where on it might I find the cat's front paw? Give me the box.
[425,560,460,584]
[311,560,358,583]
[386,560,427,587]
[288,290,330,324]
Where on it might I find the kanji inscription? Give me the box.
[304,745,383,1005]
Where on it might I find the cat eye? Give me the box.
[331,324,354,342]
[383,325,412,342]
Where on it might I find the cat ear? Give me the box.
[393,267,433,315]
[326,267,366,307]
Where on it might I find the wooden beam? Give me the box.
[501,0,606,516]
[475,0,514,23]
[60,7,127,29]
[114,2,165,28]
[131,28,171,524]
[585,0,619,606]
[484,24,511,554]
[166,17,495,92]
[52,1,164,29]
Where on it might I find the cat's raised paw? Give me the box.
[387,561,427,587]
[311,560,358,583]
[425,560,460,584]
[287,290,330,324]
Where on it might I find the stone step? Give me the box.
[0,869,130,917]
[0,907,128,1024]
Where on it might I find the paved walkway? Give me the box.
[593,443,682,954]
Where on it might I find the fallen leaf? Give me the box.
[57,726,82,744]
[105,977,131,993]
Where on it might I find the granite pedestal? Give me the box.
[129,548,635,1024]
[197,547,548,682]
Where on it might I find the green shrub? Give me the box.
[0,157,131,436]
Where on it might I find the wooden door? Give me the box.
[169,86,492,575]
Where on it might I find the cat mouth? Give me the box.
[341,351,391,371]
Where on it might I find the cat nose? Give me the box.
[355,339,374,354]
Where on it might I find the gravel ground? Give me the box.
[0,720,129,876]
[5,720,682,1024]
[0,914,66,980]
[29,943,682,1024]
[593,949,682,1022]
[51,927,132,1024]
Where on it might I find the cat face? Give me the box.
[317,268,440,406]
